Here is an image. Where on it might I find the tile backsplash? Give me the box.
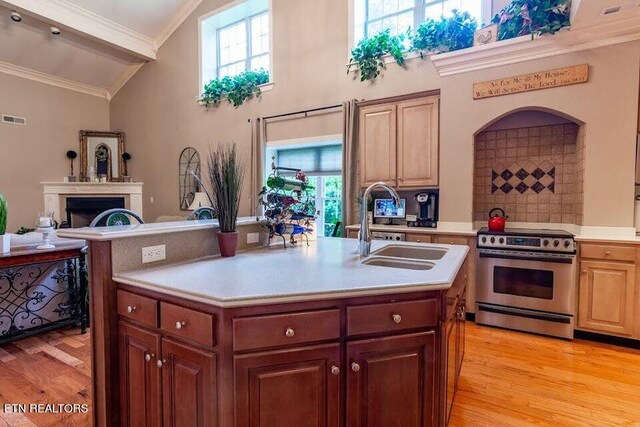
[473,123,584,225]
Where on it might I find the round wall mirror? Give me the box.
[179,147,201,210]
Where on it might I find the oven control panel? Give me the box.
[477,233,576,253]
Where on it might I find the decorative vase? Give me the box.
[217,231,239,257]
[68,175,77,182]
[0,234,9,254]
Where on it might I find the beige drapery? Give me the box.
[249,117,267,216]
[341,99,359,236]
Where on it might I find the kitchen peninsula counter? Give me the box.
[58,221,469,427]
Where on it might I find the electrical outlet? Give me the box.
[142,245,166,263]
[247,232,260,244]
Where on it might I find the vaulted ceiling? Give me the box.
[0,0,202,100]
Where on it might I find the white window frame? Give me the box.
[198,0,273,94]
[348,0,492,54]
[313,176,343,238]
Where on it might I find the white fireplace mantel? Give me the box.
[42,182,144,224]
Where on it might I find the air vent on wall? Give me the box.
[600,1,640,16]
[1,114,26,126]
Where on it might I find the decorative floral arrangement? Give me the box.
[492,0,570,40]
[200,69,269,108]
[95,146,109,162]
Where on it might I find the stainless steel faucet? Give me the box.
[359,182,400,257]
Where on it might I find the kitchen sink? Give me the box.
[371,245,448,261]
[362,257,435,271]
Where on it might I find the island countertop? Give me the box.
[114,237,469,307]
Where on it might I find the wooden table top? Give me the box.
[0,240,86,268]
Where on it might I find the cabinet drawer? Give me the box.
[434,235,469,245]
[405,233,432,243]
[347,299,438,336]
[117,290,158,328]
[233,309,340,352]
[160,302,215,347]
[580,244,635,262]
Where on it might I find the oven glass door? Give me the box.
[477,254,575,315]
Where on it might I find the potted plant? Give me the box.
[0,194,8,254]
[122,152,132,182]
[66,150,78,182]
[207,144,244,257]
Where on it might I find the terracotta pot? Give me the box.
[217,231,239,257]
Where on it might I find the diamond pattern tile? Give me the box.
[491,161,555,195]
[515,169,529,180]
[515,183,529,194]
[531,168,545,180]
[500,182,514,193]
[531,182,545,193]
[500,169,513,181]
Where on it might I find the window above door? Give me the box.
[200,0,272,90]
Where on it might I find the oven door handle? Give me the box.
[478,252,575,264]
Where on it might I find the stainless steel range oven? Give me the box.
[476,228,577,339]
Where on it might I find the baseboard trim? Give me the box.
[574,330,640,350]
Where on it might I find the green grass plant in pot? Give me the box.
[0,194,8,254]
[207,144,245,257]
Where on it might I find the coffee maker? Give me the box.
[406,190,439,228]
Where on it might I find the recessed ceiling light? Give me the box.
[10,11,21,22]
[50,26,60,35]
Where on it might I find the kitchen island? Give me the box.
[58,220,469,427]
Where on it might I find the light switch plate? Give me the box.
[142,245,166,263]
[247,232,260,244]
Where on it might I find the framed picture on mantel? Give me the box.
[79,130,125,182]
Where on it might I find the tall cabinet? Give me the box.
[359,95,440,188]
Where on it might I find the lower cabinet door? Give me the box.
[234,343,341,427]
[119,322,162,427]
[456,297,466,378]
[346,332,436,427]
[161,338,217,427]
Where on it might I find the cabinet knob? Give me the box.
[581,269,587,273]
[285,327,295,338]
[127,305,136,314]
[416,239,421,243]
[330,365,340,376]
[351,362,360,373]
[144,353,155,362]
[391,313,402,324]
[604,251,611,255]
[175,321,186,330]
[157,359,166,368]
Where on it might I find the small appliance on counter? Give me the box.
[406,190,438,228]
[373,198,406,225]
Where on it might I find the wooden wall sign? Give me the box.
[473,64,589,100]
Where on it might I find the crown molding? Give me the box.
[0,0,157,60]
[432,16,640,76]
[155,0,204,49]
[107,62,145,101]
[0,60,108,99]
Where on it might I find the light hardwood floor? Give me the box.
[0,323,639,426]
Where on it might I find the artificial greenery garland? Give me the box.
[200,69,269,108]
[492,0,570,40]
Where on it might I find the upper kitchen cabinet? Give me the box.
[359,104,397,187]
[397,97,439,187]
[359,95,440,188]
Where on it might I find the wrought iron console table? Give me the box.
[0,241,88,345]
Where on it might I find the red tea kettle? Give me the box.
[488,208,508,232]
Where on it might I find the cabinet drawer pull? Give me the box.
[604,251,611,255]
[157,359,166,368]
[285,327,295,338]
[127,305,136,314]
[330,365,340,376]
[175,321,186,330]
[351,362,360,372]
[581,269,587,273]
[391,313,402,324]
[144,353,155,362]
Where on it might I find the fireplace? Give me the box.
[65,197,125,228]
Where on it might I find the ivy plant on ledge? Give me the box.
[349,0,571,83]
[200,69,269,108]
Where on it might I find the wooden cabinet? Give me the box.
[161,339,216,427]
[397,97,439,187]
[578,261,636,336]
[406,233,432,243]
[119,322,162,427]
[359,104,397,187]
[346,332,436,427]
[444,315,456,425]
[234,344,341,427]
[359,95,440,188]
